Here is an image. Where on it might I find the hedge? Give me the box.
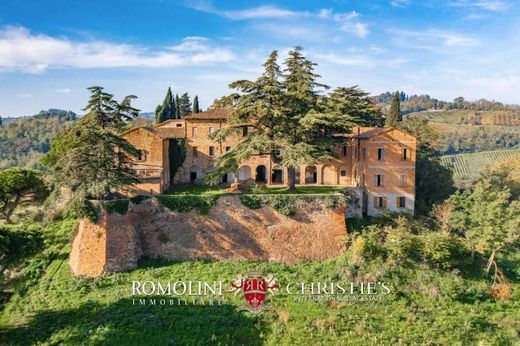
[156,195,220,214]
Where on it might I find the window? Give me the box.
[397,196,406,208]
[242,127,248,137]
[375,174,384,187]
[192,146,198,157]
[399,174,407,187]
[225,146,231,152]
[362,173,366,185]
[192,127,198,137]
[362,147,366,160]
[374,196,387,209]
[342,146,347,157]
[176,123,183,127]
[402,147,408,160]
[208,126,216,134]
[377,148,385,160]
[340,170,347,177]
[209,146,215,157]
[136,150,146,161]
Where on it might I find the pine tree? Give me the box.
[42,86,140,200]
[178,93,192,118]
[192,95,200,113]
[175,94,181,119]
[386,91,402,127]
[207,48,359,190]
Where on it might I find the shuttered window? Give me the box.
[374,196,387,208]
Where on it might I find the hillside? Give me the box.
[407,110,520,154]
[439,148,520,187]
[0,110,77,169]
[0,110,155,170]
[1,219,519,345]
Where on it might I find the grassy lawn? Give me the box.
[1,219,519,345]
[165,184,346,196]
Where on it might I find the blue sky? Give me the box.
[1,0,519,116]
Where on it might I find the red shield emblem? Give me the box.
[230,271,279,314]
[243,278,267,308]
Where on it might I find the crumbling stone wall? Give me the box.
[69,196,347,277]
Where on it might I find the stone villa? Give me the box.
[122,108,417,216]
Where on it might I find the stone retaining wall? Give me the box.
[69,195,348,277]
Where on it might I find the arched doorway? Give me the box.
[221,172,233,184]
[255,165,267,183]
[295,168,301,184]
[189,166,202,183]
[305,166,317,184]
[322,165,337,185]
[271,165,284,184]
[238,165,251,182]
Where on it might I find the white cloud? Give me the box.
[0,26,235,73]
[391,0,411,8]
[185,2,369,38]
[450,0,509,12]
[389,28,479,49]
[19,93,32,98]
[56,88,71,93]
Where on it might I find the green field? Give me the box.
[1,219,519,345]
[439,149,520,186]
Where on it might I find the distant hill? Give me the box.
[0,110,77,170]
[440,148,520,188]
[0,109,157,170]
[374,91,520,115]
[374,91,520,155]
[408,109,520,154]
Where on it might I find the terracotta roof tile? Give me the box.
[183,108,230,120]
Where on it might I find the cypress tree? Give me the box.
[192,95,200,113]
[175,94,181,119]
[154,87,176,124]
[386,91,402,127]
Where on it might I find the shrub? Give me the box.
[260,195,297,216]
[421,232,465,269]
[239,194,346,217]
[384,227,421,263]
[239,195,262,209]
[130,195,151,205]
[102,199,130,215]
[62,199,99,222]
[156,195,219,214]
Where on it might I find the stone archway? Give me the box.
[255,165,267,183]
[305,166,318,184]
[271,165,284,184]
[238,165,252,181]
[189,165,202,183]
[322,165,337,185]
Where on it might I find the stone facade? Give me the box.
[123,108,417,215]
[69,196,347,276]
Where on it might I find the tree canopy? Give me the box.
[42,86,140,200]
[155,87,176,124]
[385,91,402,127]
[0,168,48,224]
[207,47,376,189]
